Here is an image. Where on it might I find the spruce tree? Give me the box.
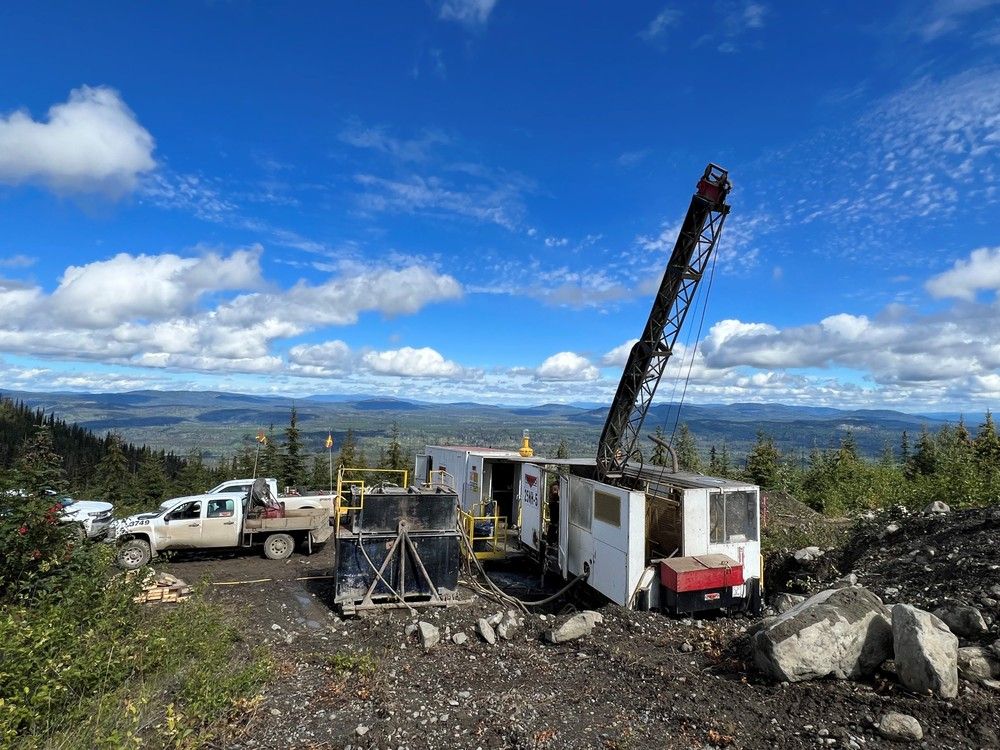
[651,425,669,466]
[708,444,719,475]
[97,434,133,505]
[555,439,570,459]
[675,423,701,472]
[260,425,280,479]
[134,451,168,510]
[310,454,331,490]
[280,407,306,490]
[910,427,937,477]
[385,421,405,471]
[14,425,67,497]
[744,430,781,489]
[975,411,1000,466]
[175,449,210,495]
[718,440,732,477]
[337,428,358,470]
[956,416,972,445]
[838,431,859,463]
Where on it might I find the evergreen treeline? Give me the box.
[663,413,1000,515]
[0,395,185,496]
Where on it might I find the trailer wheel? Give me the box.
[264,533,294,560]
[117,539,151,570]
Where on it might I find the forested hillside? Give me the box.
[0,396,410,513]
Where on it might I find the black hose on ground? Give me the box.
[455,519,588,611]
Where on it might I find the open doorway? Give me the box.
[489,462,517,524]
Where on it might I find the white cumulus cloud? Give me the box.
[50,247,264,327]
[601,339,639,367]
[535,352,600,381]
[362,346,465,378]
[0,85,156,196]
[925,246,1000,300]
[0,249,464,379]
[288,340,354,372]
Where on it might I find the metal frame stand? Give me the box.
[341,521,472,615]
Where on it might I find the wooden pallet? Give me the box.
[133,578,192,604]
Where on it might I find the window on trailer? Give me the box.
[709,490,758,544]
[593,490,621,528]
[569,481,592,531]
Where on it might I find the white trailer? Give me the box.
[518,459,762,613]
[414,445,524,525]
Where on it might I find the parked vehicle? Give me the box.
[110,480,333,569]
[2,489,114,540]
[158,477,334,514]
[55,493,115,539]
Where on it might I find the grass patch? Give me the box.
[325,650,379,677]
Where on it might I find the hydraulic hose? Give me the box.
[455,518,588,611]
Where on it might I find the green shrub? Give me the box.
[0,547,270,748]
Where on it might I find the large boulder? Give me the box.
[476,618,496,645]
[922,500,950,515]
[417,621,440,651]
[892,605,959,698]
[752,587,892,682]
[793,546,824,563]
[933,604,988,638]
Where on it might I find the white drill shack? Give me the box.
[416,164,763,614]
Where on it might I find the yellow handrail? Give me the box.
[458,504,507,560]
[334,466,409,536]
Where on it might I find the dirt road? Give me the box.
[160,544,999,750]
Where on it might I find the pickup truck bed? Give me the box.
[243,510,334,545]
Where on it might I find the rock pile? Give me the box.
[839,505,1000,614]
[754,505,1000,750]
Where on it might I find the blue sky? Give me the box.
[0,1,998,410]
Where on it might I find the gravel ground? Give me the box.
[158,512,1000,750]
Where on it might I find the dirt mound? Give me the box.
[838,505,1000,620]
[762,491,852,553]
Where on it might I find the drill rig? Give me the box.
[596,163,731,484]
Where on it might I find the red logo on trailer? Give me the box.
[524,474,538,488]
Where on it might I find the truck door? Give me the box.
[161,500,203,549]
[201,497,241,547]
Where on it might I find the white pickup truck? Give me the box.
[158,478,334,514]
[111,485,333,569]
[3,489,115,540]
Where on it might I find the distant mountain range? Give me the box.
[1,388,960,463]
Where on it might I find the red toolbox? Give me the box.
[659,554,744,592]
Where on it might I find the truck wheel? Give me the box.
[264,533,294,560]
[117,539,151,570]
